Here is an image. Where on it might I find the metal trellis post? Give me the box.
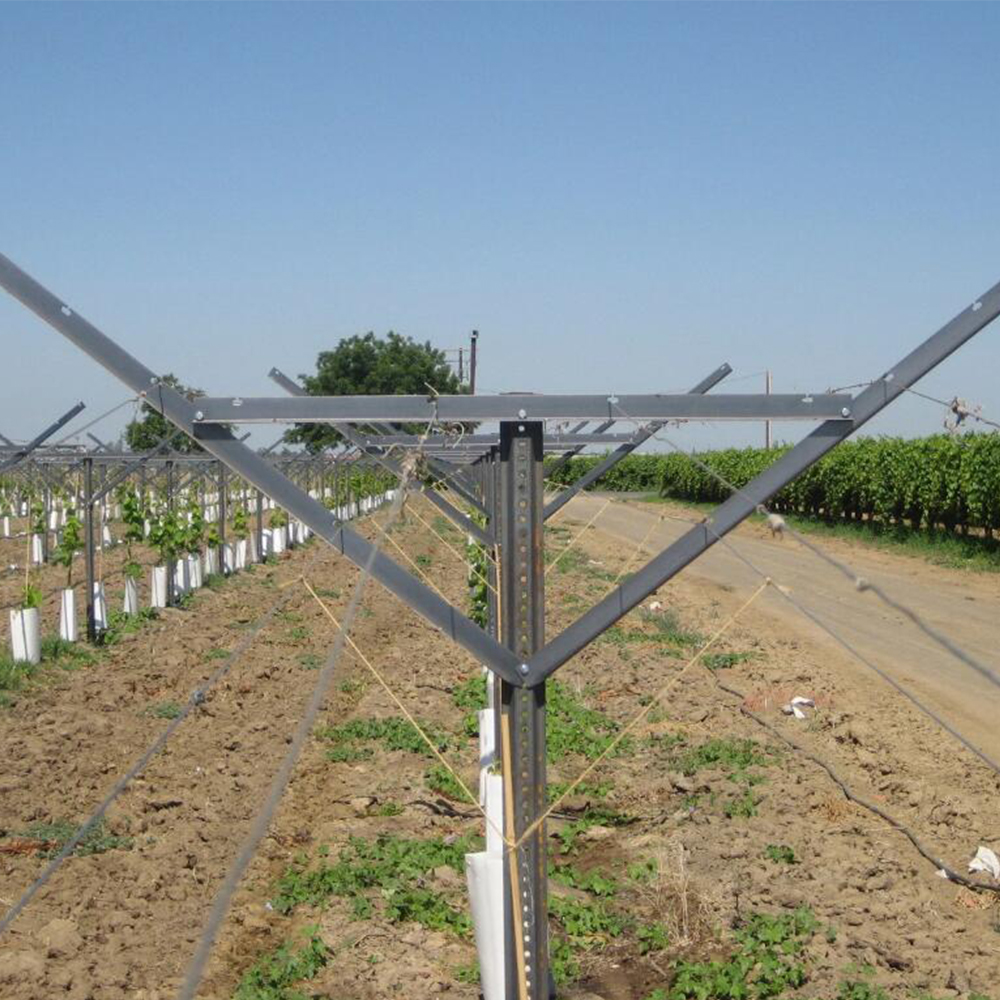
[498,421,549,1000]
[83,457,96,642]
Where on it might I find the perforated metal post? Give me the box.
[83,457,96,642]
[165,459,175,605]
[498,420,550,1000]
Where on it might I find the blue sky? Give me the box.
[3,2,999,450]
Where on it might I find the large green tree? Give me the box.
[125,374,204,453]
[284,332,464,452]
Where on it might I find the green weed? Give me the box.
[148,701,183,719]
[668,908,818,999]
[702,652,753,671]
[318,716,450,760]
[101,607,158,646]
[232,929,329,1000]
[425,764,470,802]
[763,844,797,864]
[549,861,618,897]
[272,834,479,938]
[7,819,132,858]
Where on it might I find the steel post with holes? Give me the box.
[498,421,550,1000]
[41,486,51,564]
[165,459,175,605]
[83,457,96,642]
[255,488,264,563]
[218,463,227,551]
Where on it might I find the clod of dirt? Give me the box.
[581,825,614,842]
[350,795,376,815]
[0,951,45,982]
[37,917,83,957]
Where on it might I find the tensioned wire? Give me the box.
[406,492,499,598]
[544,466,1000,889]
[600,401,1000,781]
[50,395,138,447]
[176,417,441,1000]
[301,576,509,849]
[0,565,313,939]
[609,402,1000,697]
[511,579,771,850]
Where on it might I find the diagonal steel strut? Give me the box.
[543,362,733,519]
[524,283,1000,682]
[0,252,524,686]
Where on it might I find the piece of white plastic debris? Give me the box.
[936,868,950,880]
[649,601,662,611]
[781,696,816,720]
[968,846,1000,880]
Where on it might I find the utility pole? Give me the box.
[765,370,773,450]
[470,330,479,395]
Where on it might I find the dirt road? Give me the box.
[558,492,1000,761]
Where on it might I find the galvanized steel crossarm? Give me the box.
[189,391,855,424]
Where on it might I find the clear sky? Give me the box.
[3,2,999,451]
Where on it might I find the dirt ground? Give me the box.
[1,493,999,999]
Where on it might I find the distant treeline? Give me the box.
[545,433,1000,536]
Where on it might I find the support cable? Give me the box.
[0,570,306,939]
[176,419,437,1000]
[613,404,1000,698]
[50,396,137,447]
[514,580,770,849]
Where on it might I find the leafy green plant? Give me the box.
[102,607,158,646]
[29,500,46,537]
[547,681,630,761]
[549,894,627,941]
[232,930,329,1000]
[184,496,205,555]
[20,582,43,610]
[763,844,797,864]
[272,834,479,938]
[637,922,670,954]
[836,982,890,1000]
[724,789,759,819]
[148,701,183,719]
[553,802,633,855]
[269,508,289,529]
[672,738,772,777]
[453,960,480,984]
[668,908,818,999]
[4,818,132,858]
[467,525,490,628]
[703,652,753,671]
[52,508,83,588]
[549,861,618,897]
[318,716,451,760]
[232,505,250,540]
[148,508,186,564]
[425,764,469,801]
